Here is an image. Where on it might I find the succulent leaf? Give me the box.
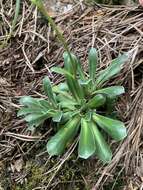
[95,54,128,87]
[88,48,98,82]
[52,111,63,122]
[91,121,112,162]
[78,118,95,159]
[93,86,125,98]
[93,113,127,141]
[47,116,80,156]
[63,52,77,77]
[19,96,40,107]
[63,52,85,100]
[17,107,42,116]
[51,67,73,78]
[86,94,106,109]
[43,76,57,107]
[53,82,68,93]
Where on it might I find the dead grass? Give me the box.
[0,1,143,189]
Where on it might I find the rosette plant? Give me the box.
[18,49,128,162]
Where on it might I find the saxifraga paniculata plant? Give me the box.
[18,49,128,162]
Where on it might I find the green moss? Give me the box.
[15,162,45,190]
[0,161,12,190]
[14,156,91,189]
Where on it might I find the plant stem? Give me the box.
[30,0,71,55]
[11,0,21,34]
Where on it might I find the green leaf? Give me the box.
[56,93,77,104]
[47,116,80,156]
[63,52,77,77]
[63,52,85,80]
[51,67,73,78]
[63,52,85,100]
[19,96,52,111]
[93,86,125,98]
[79,79,92,86]
[93,113,127,141]
[78,118,95,159]
[51,69,84,100]
[24,110,55,127]
[58,82,68,91]
[20,96,39,107]
[76,59,86,80]
[17,107,42,116]
[52,111,63,122]
[57,94,78,110]
[79,79,92,96]
[77,62,86,80]
[28,118,45,128]
[11,0,21,33]
[24,110,54,124]
[68,75,84,100]
[60,111,73,124]
[38,99,52,109]
[53,87,72,99]
[91,121,112,162]
[43,76,57,107]
[53,82,69,93]
[95,54,128,87]
[86,94,106,109]
[59,103,75,110]
[88,48,98,82]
